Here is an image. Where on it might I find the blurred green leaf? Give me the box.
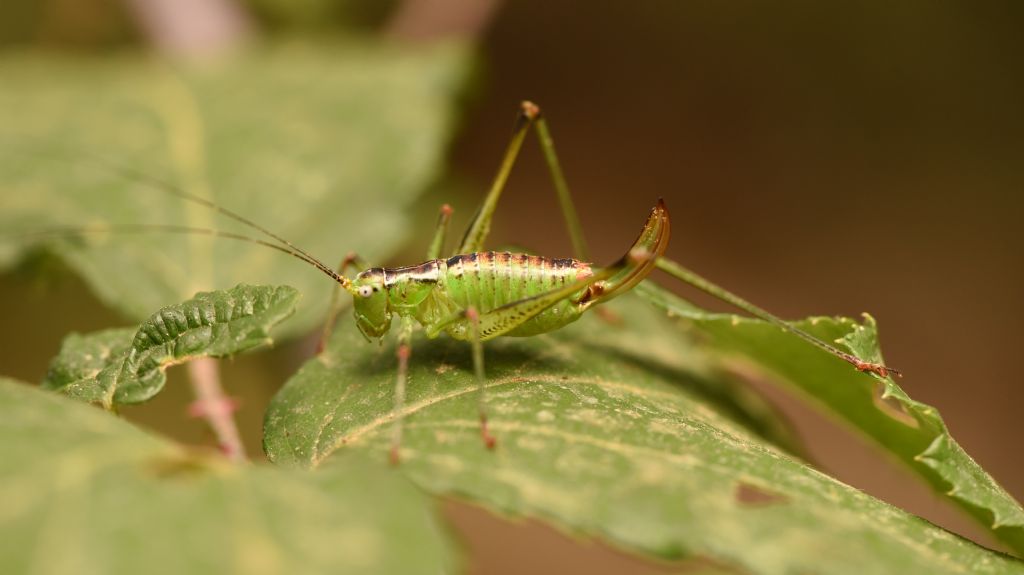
[264,295,1023,573]
[0,40,471,337]
[42,284,297,408]
[0,377,457,575]
[637,280,1024,556]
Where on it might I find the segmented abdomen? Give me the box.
[442,251,588,311]
[415,251,591,337]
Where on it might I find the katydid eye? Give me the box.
[358,286,373,298]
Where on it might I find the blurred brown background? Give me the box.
[446,2,1024,568]
[1,1,1022,573]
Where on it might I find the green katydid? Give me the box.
[15,101,899,462]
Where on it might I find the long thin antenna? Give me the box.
[25,147,353,290]
[11,224,350,286]
[105,161,351,289]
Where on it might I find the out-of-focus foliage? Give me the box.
[0,377,458,575]
[0,40,470,337]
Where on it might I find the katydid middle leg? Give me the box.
[389,316,416,464]
[464,306,496,449]
[427,203,453,260]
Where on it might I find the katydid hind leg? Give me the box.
[522,129,897,378]
[529,101,641,325]
[532,106,591,262]
[653,257,902,378]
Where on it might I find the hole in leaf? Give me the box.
[734,482,788,507]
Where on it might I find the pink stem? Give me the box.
[122,0,253,58]
[187,358,246,462]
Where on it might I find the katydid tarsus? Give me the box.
[15,100,899,462]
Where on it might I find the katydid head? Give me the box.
[351,268,392,339]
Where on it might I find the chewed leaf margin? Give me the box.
[637,281,1024,556]
[43,283,298,408]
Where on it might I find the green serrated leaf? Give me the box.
[264,295,1023,573]
[0,40,471,337]
[0,377,457,575]
[43,284,298,408]
[636,281,1024,556]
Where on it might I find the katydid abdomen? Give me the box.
[427,252,594,340]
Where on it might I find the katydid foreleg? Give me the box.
[319,252,370,352]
